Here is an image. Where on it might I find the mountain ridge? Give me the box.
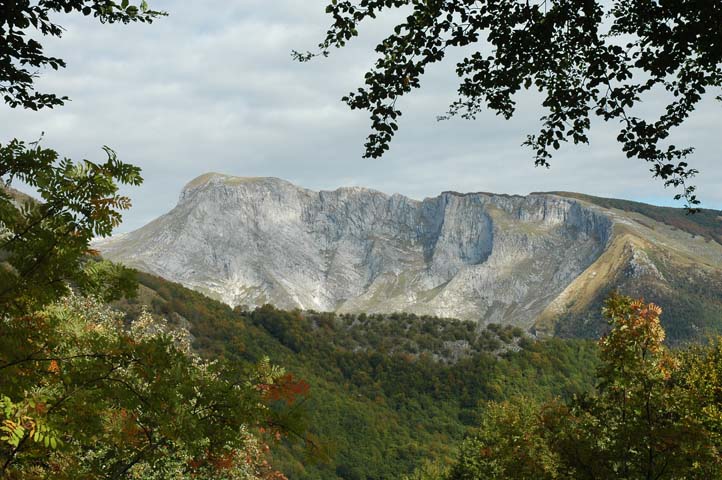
[96,173,722,341]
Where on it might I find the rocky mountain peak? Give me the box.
[96,175,722,334]
[179,173,299,203]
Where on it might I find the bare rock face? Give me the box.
[97,173,620,329]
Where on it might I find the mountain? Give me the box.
[96,173,722,342]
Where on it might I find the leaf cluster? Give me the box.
[0,294,291,479]
[0,0,166,110]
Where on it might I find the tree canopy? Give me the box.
[425,293,722,479]
[297,0,722,210]
[0,294,296,479]
[0,139,141,319]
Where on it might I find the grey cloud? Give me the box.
[1,0,719,234]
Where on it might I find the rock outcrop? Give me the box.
[97,173,624,328]
[97,174,722,335]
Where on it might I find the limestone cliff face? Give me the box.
[97,173,621,328]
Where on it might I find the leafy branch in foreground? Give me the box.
[1,2,309,478]
[297,0,722,210]
[0,137,312,480]
[0,138,141,318]
[0,0,166,110]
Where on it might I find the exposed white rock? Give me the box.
[626,248,665,281]
[96,173,620,329]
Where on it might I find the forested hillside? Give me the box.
[118,271,600,479]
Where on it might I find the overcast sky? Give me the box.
[2,0,720,233]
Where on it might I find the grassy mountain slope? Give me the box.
[535,193,722,343]
[116,271,599,479]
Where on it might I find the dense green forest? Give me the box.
[121,271,600,478]
[118,271,722,479]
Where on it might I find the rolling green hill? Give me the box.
[116,271,599,479]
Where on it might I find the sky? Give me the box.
[2,0,720,234]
